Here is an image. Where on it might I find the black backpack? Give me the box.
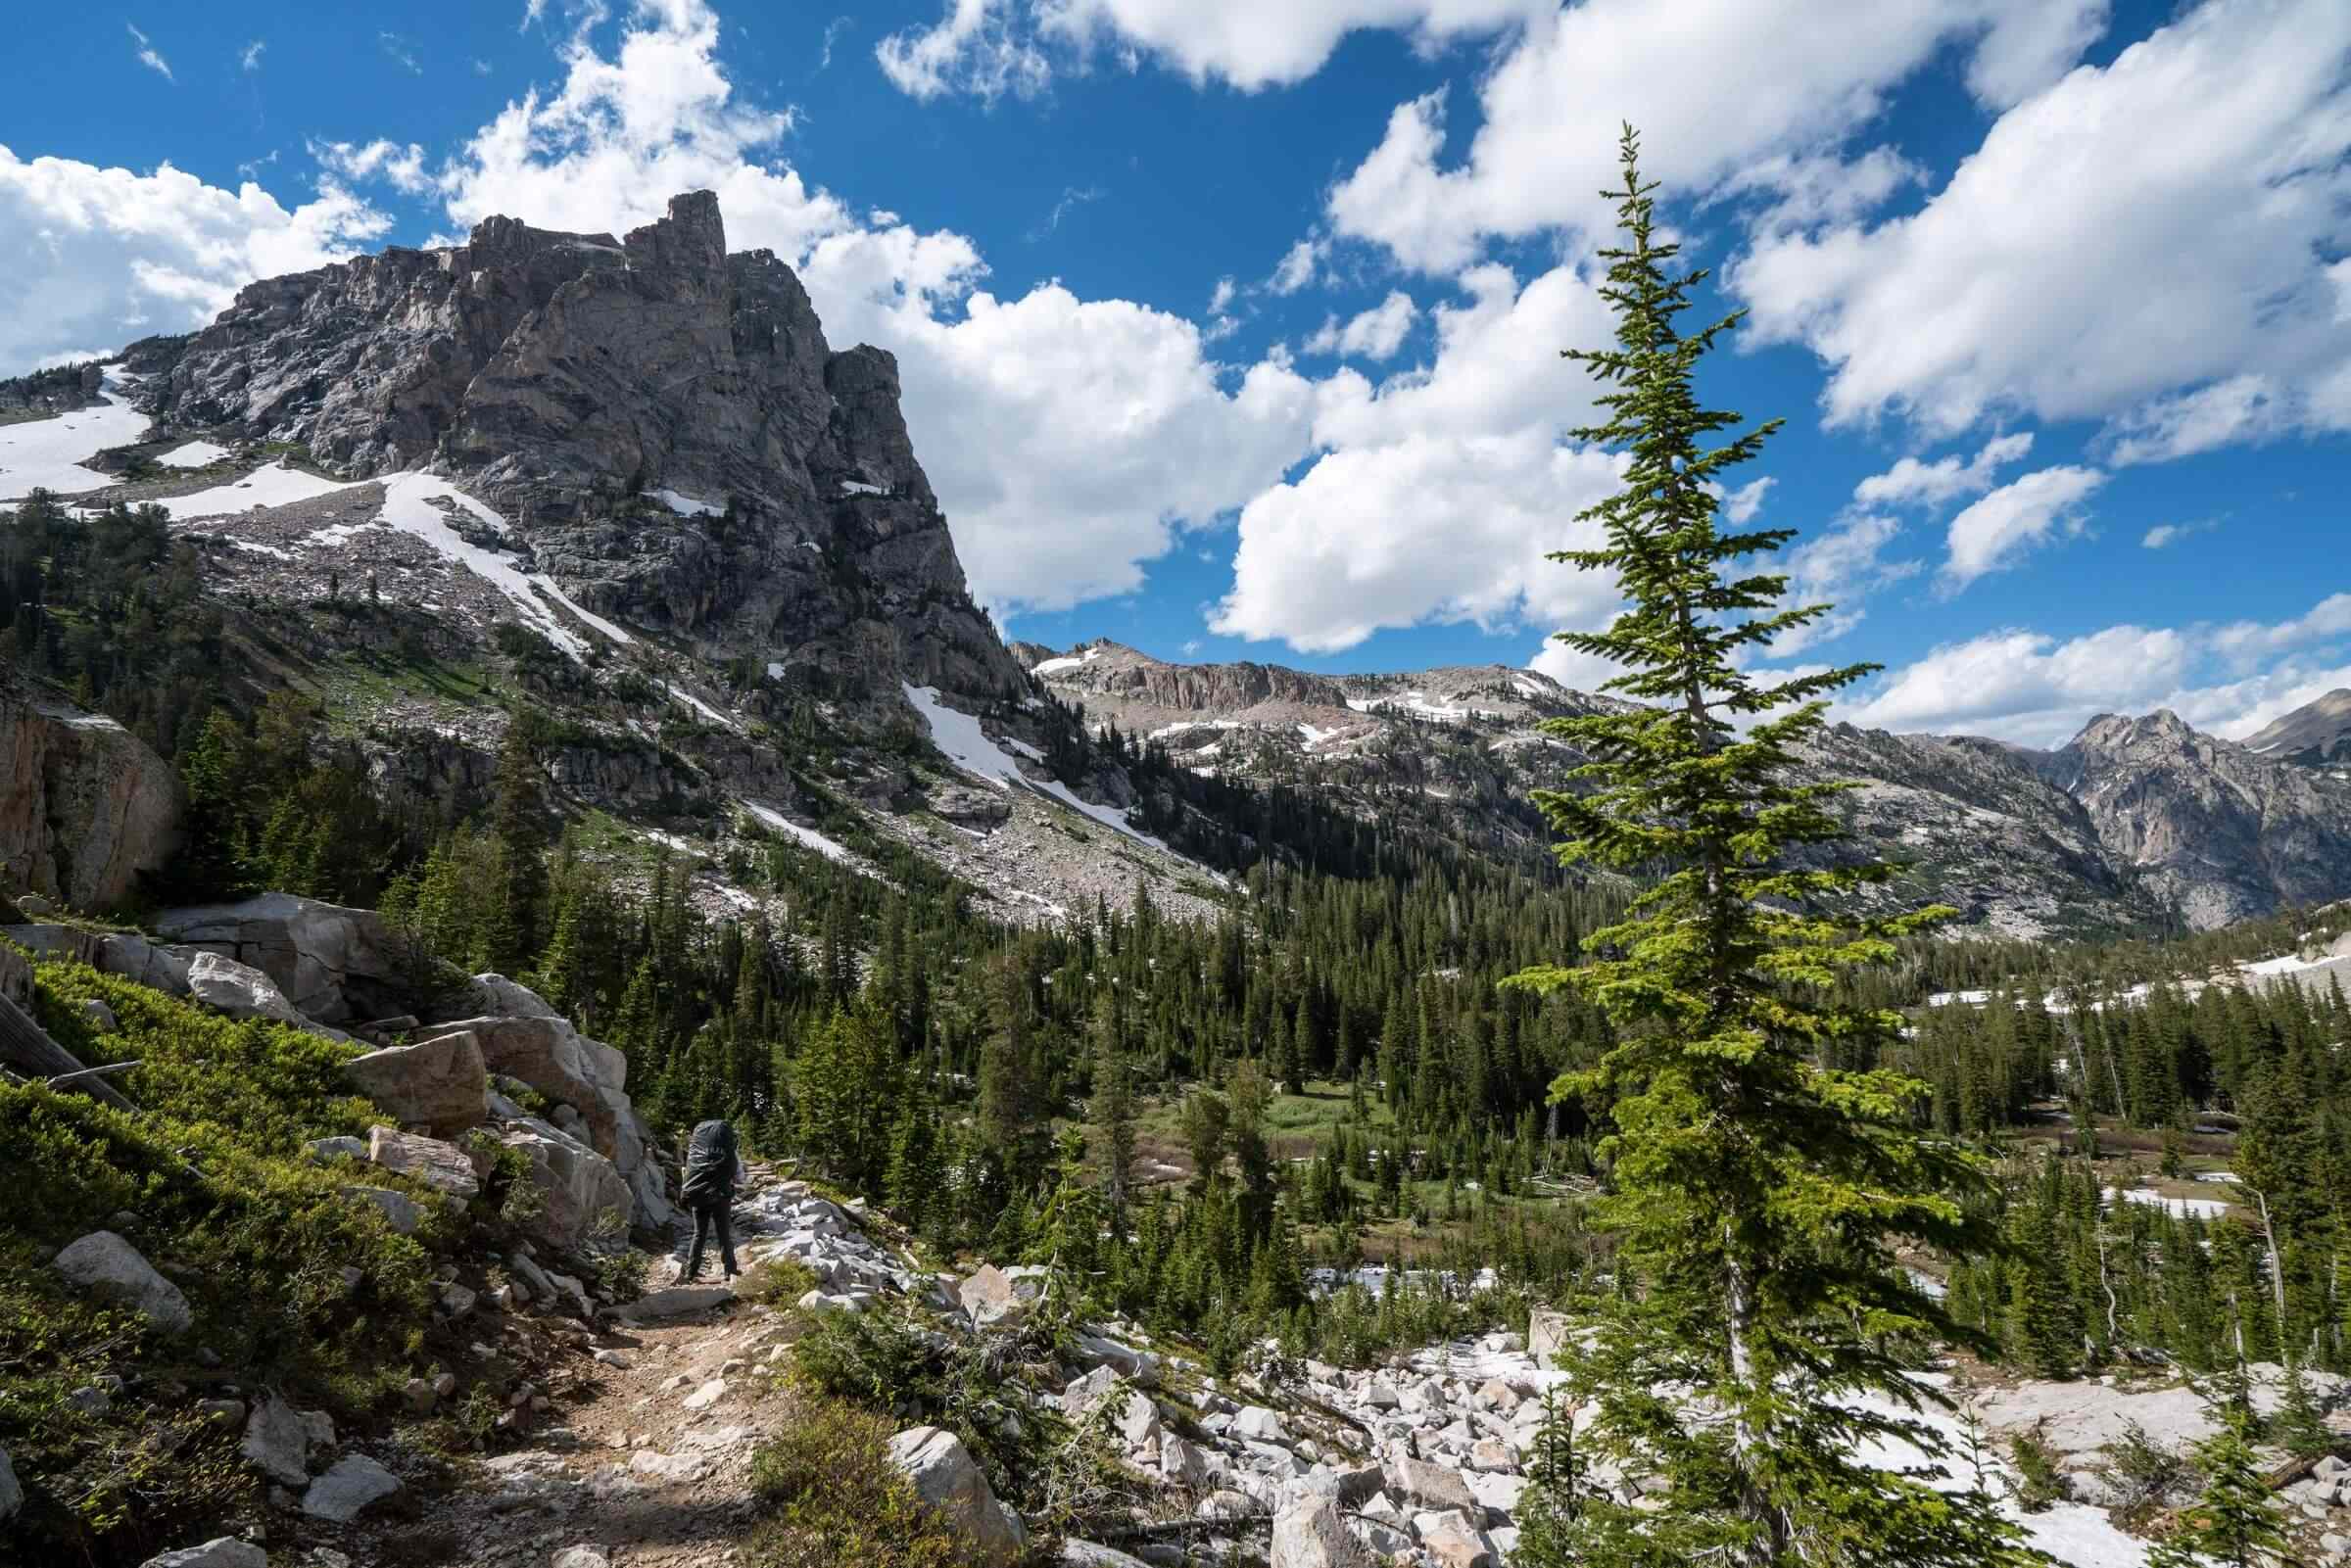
[681,1119,738,1202]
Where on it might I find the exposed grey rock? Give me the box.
[2241,689,2351,770]
[466,973,563,1020]
[366,1126,481,1200]
[53,1230,193,1334]
[342,1185,423,1235]
[0,1442,20,1522]
[344,1030,488,1138]
[302,1453,402,1521]
[1526,1309,1571,1371]
[136,1539,268,1568]
[1060,1544,1150,1567]
[185,950,346,1040]
[958,1262,1040,1326]
[0,664,179,912]
[501,1118,633,1251]
[1270,1495,1374,1568]
[887,1425,1028,1562]
[1383,1453,1478,1513]
[154,891,405,1023]
[80,997,119,1032]
[307,1135,367,1163]
[240,1393,313,1486]
[551,1550,613,1568]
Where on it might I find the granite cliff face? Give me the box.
[1028,640,2351,935]
[2041,708,2351,929]
[0,664,179,912]
[143,191,1018,697]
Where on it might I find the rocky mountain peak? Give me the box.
[135,188,1022,697]
[2243,688,2351,769]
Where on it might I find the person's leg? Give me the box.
[684,1201,711,1281]
[716,1198,739,1278]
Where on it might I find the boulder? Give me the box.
[53,1230,193,1334]
[1114,1390,1162,1449]
[344,1030,488,1137]
[552,1550,613,1568]
[137,1541,268,1568]
[1060,1544,1150,1567]
[1418,1518,1496,1568]
[887,1425,1027,1563]
[438,1014,638,1167]
[463,973,563,1020]
[367,1126,481,1200]
[342,1186,424,1235]
[1384,1453,1478,1513]
[1527,1308,1572,1371]
[302,1453,402,1521]
[186,950,346,1040]
[0,1443,19,1522]
[240,1394,313,1486]
[1271,1495,1374,1568]
[959,1262,1040,1326]
[1160,1432,1211,1489]
[153,892,405,1024]
[1234,1406,1289,1443]
[1077,1330,1159,1385]
[502,1119,634,1251]
[0,668,179,911]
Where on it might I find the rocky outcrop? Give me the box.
[344,1030,489,1137]
[365,1127,481,1201]
[887,1426,1028,1563]
[0,665,178,912]
[0,1442,19,1523]
[52,1231,192,1334]
[185,950,347,1040]
[301,1454,402,1522]
[152,892,407,1024]
[502,1118,634,1252]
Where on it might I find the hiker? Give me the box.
[680,1117,743,1282]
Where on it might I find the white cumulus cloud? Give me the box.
[1303,291,1417,360]
[1733,0,2351,446]
[1940,464,2104,593]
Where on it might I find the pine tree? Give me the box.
[1508,126,2030,1567]
[2147,1374,2290,1568]
[1087,990,1138,1236]
[488,723,549,974]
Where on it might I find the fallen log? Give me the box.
[0,947,136,1111]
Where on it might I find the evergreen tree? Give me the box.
[489,723,549,974]
[2146,1375,2290,1568]
[1509,126,2030,1567]
[1087,990,1138,1235]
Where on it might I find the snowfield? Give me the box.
[741,802,854,864]
[168,461,355,519]
[157,440,231,468]
[651,488,722,518]
[0,368,151,499]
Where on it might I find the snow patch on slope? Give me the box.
[741,802,853,864]
[651,488,721,518]
[0,368,151,499]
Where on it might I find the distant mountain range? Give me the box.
[1020,641,2351,937]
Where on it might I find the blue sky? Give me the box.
[2,0,2347,746]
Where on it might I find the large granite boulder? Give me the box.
[185,950,347,1040]
[52,1231,193,1334]
[153,892,406,1023]
[1271,1495,1374,1567]
[887,1426,1026,1563]
[366,1127,480,1200]
[502,1118,633,1251]
[0,667,178,912]
[137,1540,268,1568]
[344,1030,487,1136]
[434,1012,675,1231]
[1527,1308,1571,1371]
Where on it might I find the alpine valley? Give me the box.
[2,190,2345,941]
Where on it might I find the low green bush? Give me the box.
[746,1389,1000,1568]
[0,949,452,1563]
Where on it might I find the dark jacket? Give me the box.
[681,1118,740,1205]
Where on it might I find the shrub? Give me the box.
[746,1389,997,1568]
[2007,1426,2069,1512]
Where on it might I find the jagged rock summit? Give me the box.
[141,189,1019,696]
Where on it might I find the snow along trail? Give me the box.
[741,801,854,864]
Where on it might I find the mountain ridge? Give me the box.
[1024,637,2351,935]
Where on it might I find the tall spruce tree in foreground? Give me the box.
[2145,1375,2290,1568]
[1510,126,2038,1568]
